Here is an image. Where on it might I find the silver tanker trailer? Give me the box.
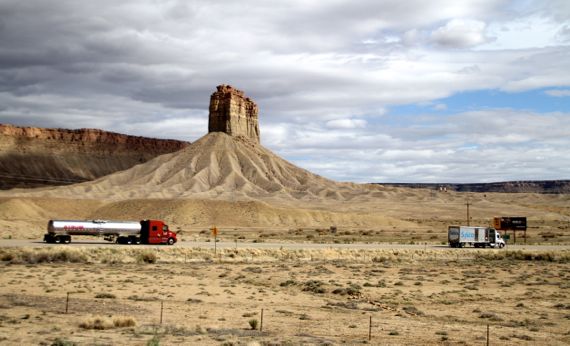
[43,219,177,245]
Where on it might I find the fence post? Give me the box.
[160,300,164,325]
[260,308,264,332]
[486,324,489,346]
[369,315,372,341]
[65,292,70,314]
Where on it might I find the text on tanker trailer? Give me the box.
[448,226,505,248]
[43,219,177,245]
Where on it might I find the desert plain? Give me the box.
[0,245,569,345]
[0,184,569,345]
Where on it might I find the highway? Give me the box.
[0,239,568,251]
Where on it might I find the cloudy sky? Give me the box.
[1,0,569,183]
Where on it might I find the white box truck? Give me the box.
[448,226,505,248]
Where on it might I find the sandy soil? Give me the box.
[0,247,568,345]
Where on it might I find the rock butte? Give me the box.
[208,84,260,143]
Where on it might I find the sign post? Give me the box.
[211,226,218,254]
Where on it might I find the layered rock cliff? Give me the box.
[0,124,189,189]
[208,85,260,143]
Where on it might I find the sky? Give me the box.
[0,0,569,183]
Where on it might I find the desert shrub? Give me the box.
[113,316,136,328]
[95,293,116,299]
[302,280,326,294]
[3,249,88,264]
[51,338,77,346]
[512,334,533,341]
[346,284,361,296]
[79,316,114,330]
[279,279,297,287]
[243,266,262,273]
[147,335,161,346]
[403,306,424,316]
[128,295,156,301]
[332,288,347,295]
[79,315,136,329]
[479,312,503,321]
[248,319,258,330]
[137,251,157,264]
[51,250,88,263]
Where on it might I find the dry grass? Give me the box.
[79,315,136,330]
[1,247,568,265]
[1,251,569,345]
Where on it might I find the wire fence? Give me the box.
[0,291,502,344]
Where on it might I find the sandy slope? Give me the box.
[2,132,370,200]
[0,132,568,240]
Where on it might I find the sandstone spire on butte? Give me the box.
[208,84,260,143]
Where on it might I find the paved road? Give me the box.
[0,239,568,251]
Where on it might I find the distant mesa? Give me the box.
[209,84,260,143]
[0,124,189,189]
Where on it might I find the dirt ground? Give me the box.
[0,247,568,345]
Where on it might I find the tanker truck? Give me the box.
[448,226,505,248]
[43,219,177,245]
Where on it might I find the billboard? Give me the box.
[493,217,527,231]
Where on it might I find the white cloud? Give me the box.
[270,109,570,183]
[431,19,491,48]
[325,118,367,129]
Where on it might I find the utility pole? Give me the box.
[466,198,471,226]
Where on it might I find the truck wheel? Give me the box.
[167,238,175,245]
[126,237,133,245]
[62,236,71,244]
[499,243,505,248]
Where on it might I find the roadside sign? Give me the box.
[211,226,218,237]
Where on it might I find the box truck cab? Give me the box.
[448,226,506,248]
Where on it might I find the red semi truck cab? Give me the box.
[140,220,177,245]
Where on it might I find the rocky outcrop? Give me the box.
[208,85,260,143]
[0,124,187,153]
[0,124,189,189]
